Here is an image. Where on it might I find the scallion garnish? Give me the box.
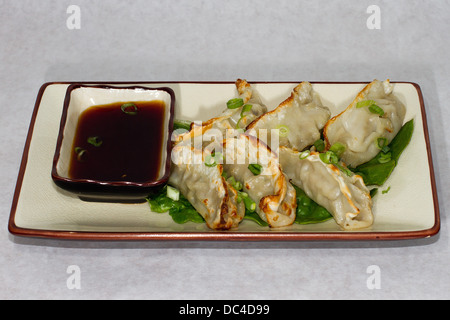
[378,151,392,164]
[227,176,236,185]
[276,125,289,138]
[375,138,392,164]
[243,196,256,212]
[329,142,346,158]
[382,186,391,194]
[235,104,253,128]
[120,103,138,115]
[368,104,385,116]
[234,181,243,191]
[87,136,103,147]
[166,185,180,201]
[74,147,84,154]
[227,176,243,191]
[173,119,192,131]
[235,118,243,129]
[248,163,263,175]
[319,149,350,174]
[336,163,353,177]
[204,154,217,167]
[313,139,325,152]
[74,147,87,162]
[227,98,244,109]
[204,151,223,167]
[319,150,339,165]
[375,137,390,153]
[299,150,310,160]
[240,104,253,117]
[237,191,256,212]
[356,100,377,108]
[237,191,248,203]
[356,100,384,116]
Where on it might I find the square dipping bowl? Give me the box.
[51,84,175,202]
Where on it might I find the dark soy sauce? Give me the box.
[68,100,165,183]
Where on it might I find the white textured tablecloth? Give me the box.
[1,0,448,299]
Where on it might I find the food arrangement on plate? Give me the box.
[9,78,438,241]
[147,79,414,231]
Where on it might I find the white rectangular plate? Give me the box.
[8,81,440,241]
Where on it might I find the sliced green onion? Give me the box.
[166,185,180,201]
[237,190,257,212]
[230,179,243,191]
[243,196,256,212]
[87,136,103,147]
[276,125,289,138]
[325,151,339,164]
[214,151,223,166]
[356,100,384,116]
[227,176,236,185]
[368,104,385,116]
[375,137,390,153]
[329,142,346,158]
[173,119,192,131]
[227,98,244,109]
[120,103,138,115]
[378,151,392,164]
[204,154,217,167]
[336,163,353,177]
[356,100,377,108]
[227,176,243,191]
[205,151,223,167]
[212,151,223,161]
[382,186,391,194]
[248,163,263,175]
[313,139,325,152]
[234,181,243,191]
[329,152,337,163]
[319,151,339,165]
[299,150,310,160]
[74,147,87,162]
[237,191,248,203]
[74,147,84,154]
[235,117,243,129]
[240,104,253,117]
[235,104,253,128]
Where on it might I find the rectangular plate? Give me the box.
[8,81,440,241]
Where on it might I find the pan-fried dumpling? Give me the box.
[222,134,297,227]
[246,81,331,152]
[323,79,406,167]
[175,79,267,147]
[169,144,245,230]
[227,79,268,129]
[278,146,373,230]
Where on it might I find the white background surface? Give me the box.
[1,0,448,300]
